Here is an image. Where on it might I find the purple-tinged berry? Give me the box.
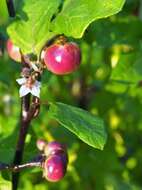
[44,141,66,156]
[43,153,68,182]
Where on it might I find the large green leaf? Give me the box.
[48,102,107,150]
[52,0,125,38]
[7,0,125,55]
[7,0,61,54]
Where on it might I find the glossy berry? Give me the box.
[6,39,21,62]
[43,42,81,75]
[44,141,66,156]
[43,153,68,182]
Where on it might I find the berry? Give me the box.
[42,141,68,182]
[36,139,47,151]
[43,153,68,182]
[6,39,21,62]
[44,141,66,156]
[43,41,81,75]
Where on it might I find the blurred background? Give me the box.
[0,0,142,189]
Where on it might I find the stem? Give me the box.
[12,79,41,189]
[12,56,41,189]
[0,163,9,170]
[6,0,15,17]
[12,94,31,190]
[0,161,42,172]
[12,162,41,172]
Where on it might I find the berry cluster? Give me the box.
[7,36,81,75]
[37,140,68,182]
[6,36,81,183]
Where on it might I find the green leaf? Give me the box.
[7,0,125,55]
[0,0,9,25]
[48,102,107,150]
[7,0,61,54]
[0,174,11,190]
[52,0,125,38]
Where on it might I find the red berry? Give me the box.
[43,154,68,182]
[44,141,66,156]
[6,39,21,62]
[43,42,81,75]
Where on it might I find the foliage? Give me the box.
[1,0,142,189]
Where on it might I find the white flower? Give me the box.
[16,78,41,98]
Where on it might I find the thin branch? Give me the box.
[12,162,42,172]
[0,163,9,170]
[6,0,16,17]
[28,97,40,119]
[0,161,42,172]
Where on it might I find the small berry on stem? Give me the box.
[43,153,68,182]
[44,141,66,156]
[42,37,81,75]
[6,39,21,62]
[42,141,68,182]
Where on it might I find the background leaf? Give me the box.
[84,16,142,48]
[0,174,11,190]
[2,0,142,189]
[110,51,142,83]
[0,0,9,25]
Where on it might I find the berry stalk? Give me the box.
[0,161,42,172]
[6,0,15,17]
[12,93,31,190]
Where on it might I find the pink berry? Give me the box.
[44,141,66,156]
[43,154,68,182]
[43,42,81,75]
[6,39,21,62]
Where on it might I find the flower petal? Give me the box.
[31,85,40,97]
[35,81,41,88]
[19,85,30,97]
[16,78,26,85]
